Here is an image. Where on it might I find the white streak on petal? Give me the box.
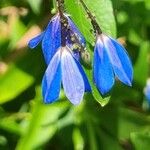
[61,47,85,105]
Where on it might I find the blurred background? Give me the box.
[0,0,150,150]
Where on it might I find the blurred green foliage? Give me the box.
[0,0,150,150]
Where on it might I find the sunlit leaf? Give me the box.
[72,128,84,150]
[83,0,116,37]
[0,65,34,104]
[27,0,42,14]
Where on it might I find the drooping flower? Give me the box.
[93,34,133,95]
[28,13,86,65]
[144,79,150,104]
[28,13,91,105]
[42,46,91,105]
[78,0,133,96]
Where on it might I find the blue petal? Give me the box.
[73,51,80,61]
[74,58,91,92]
[145,87,150,102]
[61,47,85,105]
[42,14,61,65]
[93,38,114,95]
[28,32,44,49]
[144,79,150,102]
[103,34,133,86]
[42,50,61,103]
[66,15,86,46]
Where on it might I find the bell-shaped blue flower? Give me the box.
[42,46,91,105]
[28,13,91,105]
[28,13,86,65]
[93,34,133,95]
[144,79,150,104]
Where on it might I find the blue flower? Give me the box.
[28,13,86,65]
[28,13,91,105]
[42,46,91,105]
[144,79,150,104]
[93,34,133,95]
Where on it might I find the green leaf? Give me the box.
[112,84,141,103]
[27,0,42,14]
[72,128,84,150]
[9,18,27,49]
[145,0,150,10]
[83,0,116,37]
[65,0,116,106]
[99,105,150,139]
[0,65,34,104]
[16,87,70,150]
[134,41,149,86]
[128,29,142,45]
[85,69,110,106]
[87,122,99,150]
[0,113,24,135]
[0,135,7,147]
[65,0,116,41]
[65,0,94,44]
[117,108,150,139]
[97,128,123,150]
[131,132,150,150]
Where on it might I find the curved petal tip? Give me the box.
[28,32,44,49]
